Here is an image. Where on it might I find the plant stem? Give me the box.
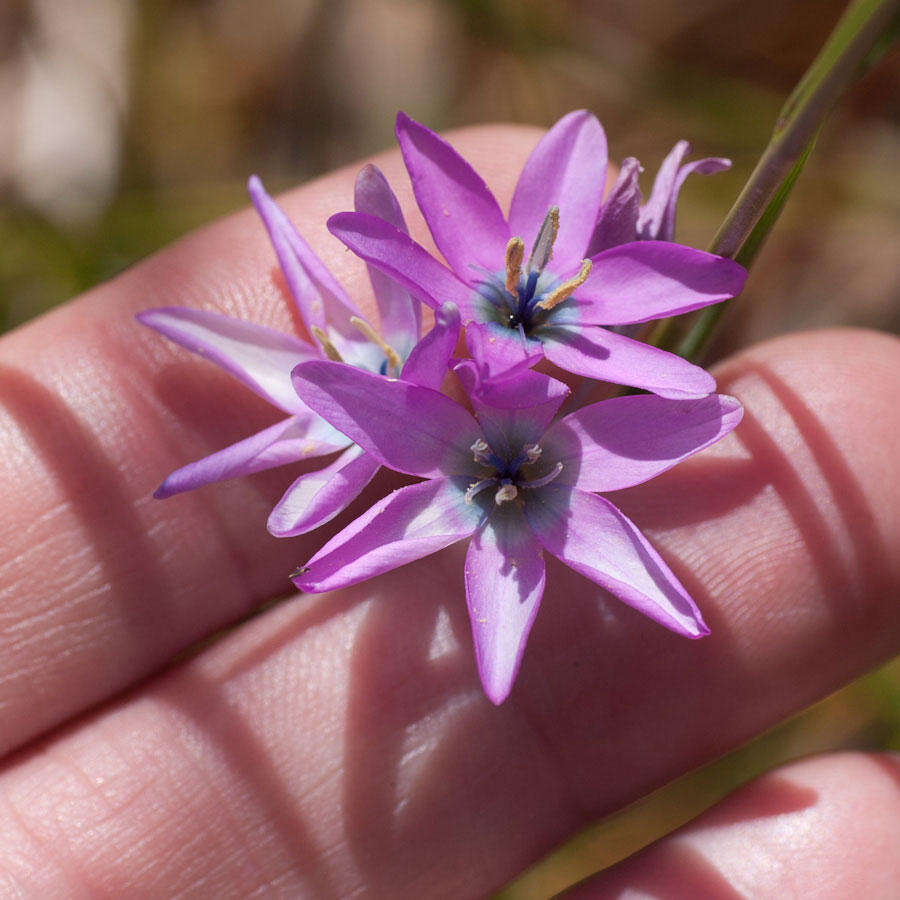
[660,0,900,363]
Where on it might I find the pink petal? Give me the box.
[328,212,472,316]
[154,415,350,499]
[576,242,747,325]
[395,111,509,278]
[354,164,421,355]
[543,393,743,492]
[463,321,544,382]
[249,176,358,330]
[267,443,381,537]
[508,110,608,269]
[291,361,482,477]
[249,177,378,369]
[136,306,318,414]
[400,302,460,391]
[587,156,642,256]
[541,326,716,399]
[526,488,708,638]
[294,477,482,593]
[457,366,569,458]
[466,509,545,705]
[637,141,730,241]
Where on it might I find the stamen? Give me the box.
[350,316,402,373]
[527,206,559,274]
[535,259,592,311]
[312,326,344,362]
[494,483,519,505]
[523,443,542,464]
[465,478,496,505]
[520,462,564,489]
[504,237,524,295]
[470,438,492,465]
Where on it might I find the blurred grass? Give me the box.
[0,182,248,330]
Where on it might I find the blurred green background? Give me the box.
[1,0,897,894]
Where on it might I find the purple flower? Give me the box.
[589,142,731,254]
[139,169,459,536]
[327,110,747,400]
[290,360,743,704]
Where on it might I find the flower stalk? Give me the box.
[657,0,900,364]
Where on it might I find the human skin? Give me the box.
[0,125,898,897]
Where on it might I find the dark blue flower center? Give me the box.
[466,439,563,506]
[474,268,562,335]
[471,206,591,336]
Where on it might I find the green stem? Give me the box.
[659,0,900,363]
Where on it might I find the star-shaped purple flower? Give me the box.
[139,169,458,536]
[327,110,747,400]
[290,359,743,704]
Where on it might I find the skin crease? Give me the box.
[0,124,896,896]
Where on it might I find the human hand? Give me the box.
[0,126,898,897]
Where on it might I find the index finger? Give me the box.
[0,125,543,756]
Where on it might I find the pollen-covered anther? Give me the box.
[470,438,492,464]
[523,443,542,464]
[350,316,402,373]
[311,327,344,362]
[536,259,592,311]
[504,237,524,295]
[494,483,519,505]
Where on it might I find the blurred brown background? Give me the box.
[0,1,897,894]
[1,0,897,351]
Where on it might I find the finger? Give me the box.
[0,125,545,757]
[0,328,897,896]
[564,752,900,898]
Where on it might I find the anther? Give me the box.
[470,438,492,465]
[350,316,402,373]
[494,483,519,505]
[504,237,524,295]
[535,259,592,311]
[523,443,542,464]
[312,327,344,362]
[528,207,559,274]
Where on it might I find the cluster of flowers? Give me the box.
[140,111,746,704]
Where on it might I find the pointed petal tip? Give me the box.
[134,306,176,328]
[248,173,277,220]
[152,483,173,500]
[654,374,718,401]
[289,565,314,589]
[326,210,346,233]
[266,514,293,538]
[395,109,415,135]
[353,162,389,197]
[482,678,512,706]
[436,300,460,324]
